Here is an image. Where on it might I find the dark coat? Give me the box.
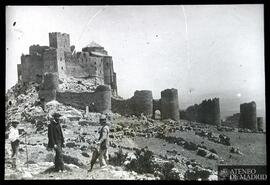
[47,121,64,148]
[98,124,110,150]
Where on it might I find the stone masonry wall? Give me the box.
[43,49,58,74]
[17,64,22,82]
[56,85,111,113]
[161,89,180,121]
[49,32,71,52]
[257,117,264,131]
[29,45,49,56]
[111,98,134,116]
[21,55,44,83]
[239,101,257,130]
[38,72,59,102]
[112,89,180,121]
[133,90,153,117]
[184,98,221,125]
[65,51,103,79]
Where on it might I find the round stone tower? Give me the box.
[160,88,180,121]
[94,85,111,114]
[133,90,153,117]
[239,101,257,130]
[38,72,59,102]
[43,72,59,90]
[212,98,221,126]
[257,117,264,132]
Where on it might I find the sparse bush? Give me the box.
[108,147,128,166]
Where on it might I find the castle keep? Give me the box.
[18,32,118,96]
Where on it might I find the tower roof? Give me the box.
[90,51,109,57]
[86,41,103,48]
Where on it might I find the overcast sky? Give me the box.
[6,5,265,119]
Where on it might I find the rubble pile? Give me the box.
[217,126,235,132]
[195,130,231,146]
[59,77,102,93]
[109,117,180,139]
[108,146,217,180]
[155,134,219,160]
[108,147,183,180]
[6,82,41,124]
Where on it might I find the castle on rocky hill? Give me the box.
[17,32,118,96]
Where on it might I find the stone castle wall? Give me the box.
[112,89,180,121]
[133,90,153,117]
[37,72,111,113]
[112,72,118,96]
[239,101,257,130]
[38,72,59,102]
[64,51,104,79]
[161,89,180,121]
[111,98,134,116]
[56,85,111,113]
[17,64,22,82]
[29,45,49,56]
[21,54,44,83]
[43,48,58,74]
[49,32,71,52]
[183,98,221,125]
[257,117,264,131]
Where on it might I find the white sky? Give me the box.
[6,5,265,119]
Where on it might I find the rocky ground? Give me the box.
[5,82,266,180]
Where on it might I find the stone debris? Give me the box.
[58,76,108,93]
[184,166,217,181]
[197,148,219,160]
[195,130,231,146]
[230,147,243,155]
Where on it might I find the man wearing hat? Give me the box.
[8,120,20,169]
[47,112,65,172]
[89,114,111,171]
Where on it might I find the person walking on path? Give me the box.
[88,114,111,172]
[47,112,65,172]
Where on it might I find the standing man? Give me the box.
[8,120,20,169]
[47,112,65,172]
[88,114,111,171]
